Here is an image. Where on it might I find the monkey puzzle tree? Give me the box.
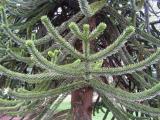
[0,0,160,120]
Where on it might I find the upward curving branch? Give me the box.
[137,29,160,46]
[0,98,22,106]
[1,24,25,45]
[41,16,84,59]
[0,6,7,24]
[77,0,93,17]
[118,100,160,116]
[7,81,87,100]
[88,26,135,61]
[7,48,32,64]
[0,102,24,113]
[0,7,84,46]
[0,7,25,45]
[25,40,84,75]
[91,48,160,75]
[90,79,160,102]
[0,64,68,83]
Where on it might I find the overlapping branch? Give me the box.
[88,26,135,61]
[91,48,160,75]
[0,64,68,83]
[8,81,87,100]
[77,0,93,17]
[90,79,160,102]
[25,40,83,75]
[41,16,84,59]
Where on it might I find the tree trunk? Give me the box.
[71,17,96,120]
[71,87,93,120]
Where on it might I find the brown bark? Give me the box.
[71,87,93,120]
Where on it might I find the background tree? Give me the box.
[0,0,160,120]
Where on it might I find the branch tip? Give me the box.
[26,40,33,46]
[41,15,48,22]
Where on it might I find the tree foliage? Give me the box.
[0,0,160,120]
